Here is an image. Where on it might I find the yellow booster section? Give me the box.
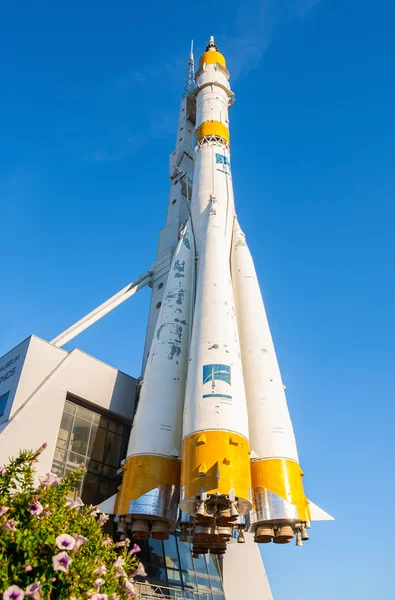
[251,458,309,521]
[181,430,252,511]
[196,121,230,144]
[115,455,181,515]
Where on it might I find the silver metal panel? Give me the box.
[250,488,298,527]
[129,484,179,525]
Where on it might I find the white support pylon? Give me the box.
[50,271,152,348]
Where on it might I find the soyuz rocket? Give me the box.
[111,37,332,557]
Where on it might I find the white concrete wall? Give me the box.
[0,336,137,476]
[10,336,67,416]
[223,533,273,600]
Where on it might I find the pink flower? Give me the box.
[122,579,136,594]
[65,497,84,509]
[43,509,51,517]
[129,543,141,556]
[3,585,24,600]
[94,578,106,588]
[52,551,72,573]
[56,534,76,550]
[88,505,99,516]
[113,557,125,568]
[39,472,62,487]
[110,595,120,600]
[132,562,147,577]
[0,505,8,517]
[29,501,43,516]
[73,534,88,549]
[93,566,107,575]
[102,537,112,546]
[1,519,16,532]
[25,581,42,600]
[113,568,126,578]
[25,565,33,572]
[0,468,7,476]
[98,513,109,525]
[90,595,108,600]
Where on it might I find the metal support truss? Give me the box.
[51,271,152,348]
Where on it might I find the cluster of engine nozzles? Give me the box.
[116,515,172,541]
[181,497,246,558]
[115,496,310,554]
[255,523,310,546]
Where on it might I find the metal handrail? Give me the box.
[134,581,210,599]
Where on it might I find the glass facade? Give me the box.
[51,398,130,503]
[52,398,225,598]
[136,535,224,599]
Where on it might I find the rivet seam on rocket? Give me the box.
[196,121,230,144]
[198,51,226,69]
[181,430,251,509]
[115,455,180,515]
[251,458,309,521]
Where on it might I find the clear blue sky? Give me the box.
[1,1,395,597]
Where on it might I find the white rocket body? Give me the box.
[113,37,332,551]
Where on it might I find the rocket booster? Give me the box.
[112,37,332,555]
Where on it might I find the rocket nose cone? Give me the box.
[206,36,218,51]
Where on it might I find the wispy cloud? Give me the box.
[222,0,323,81]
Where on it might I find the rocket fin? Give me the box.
[308,501,334,521]
[97,493,117,515]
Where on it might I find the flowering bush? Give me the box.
[0,445,145,599]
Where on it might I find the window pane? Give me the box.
[70,417,91,455]
[103,430,122,467]
[67,452,86,468]
[54,446,67,463]
[102,464,118,477]
[92,412,101,425]
[148,538,165,565]
[76,405,93,423]
[193,554,208,575]
[164,535,180,569]
[185,590,200,599]
[143,564,167,586]
[88,425,106,462]
[213,594,225,599]
[108,420,124,434]
[167,568,182,585]
[81,473,98,505]
[57,412,73,448]
[182,570,197,588]
[197,575,211,590]
[178,541,194,571]
[210,577,223,591]
[51,461,65,477]
[98,478,118,503]
[207,554,221,578]
[64,400,76,415]
[87,459,102,474]
[0,392,10,417]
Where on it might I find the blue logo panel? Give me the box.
[203,364,231,386]
[215,153,230,166]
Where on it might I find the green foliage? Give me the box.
[0,445,143,599]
